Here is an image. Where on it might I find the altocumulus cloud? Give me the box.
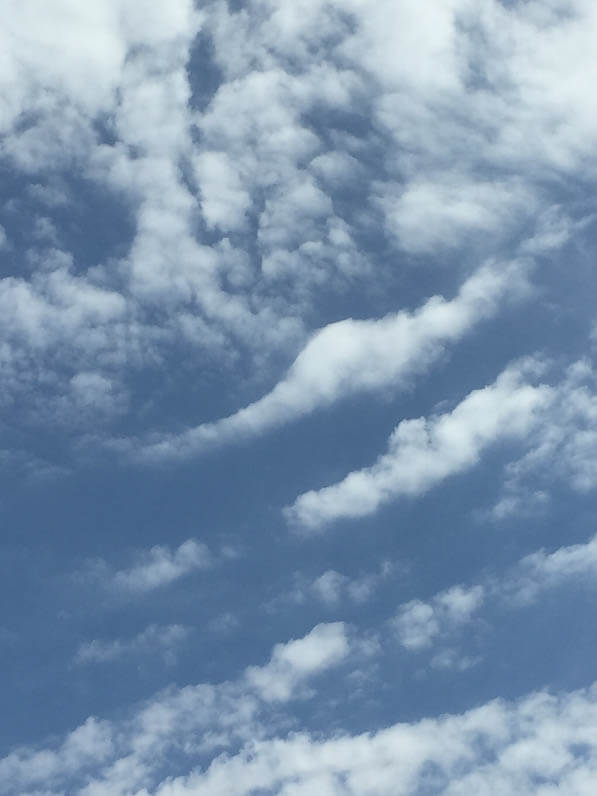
[3,619,597,794]
[2,1,597,795]
[286,359,552,531]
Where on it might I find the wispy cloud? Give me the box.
[113,539,210,593]
[81,538,212,596]
[74,624,190,667]
[269,560,398,612]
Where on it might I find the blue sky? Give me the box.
[2,0,597,793]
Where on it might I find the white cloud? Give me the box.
[286,359,551,531]
[166,684,597,795]
[357,0,597,176]
[194,151,251,232]
[309,561,396,606]
[279,531,597,686]
[386,530,597,668]
[378,176,534,255]
[488,359,597,514]
[132,261,530,463]
[310,570,347,605]
[245,622,350,702]
[265,561,397,616]
[3,3,597,793]
[504,532,597,605]
[0,0,594,467]
[393,585,485,651]
[74,625,190,666]
[86,539,212,595]
[6,659,597,794]
[5,547,597,795]
[0,623,350,795]
[113,539,211,593]
[0,717,113,796]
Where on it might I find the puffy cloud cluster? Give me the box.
[0,623,351,795]
[3,614,597,794]
[1,0,595,467]
[286,359,552,530]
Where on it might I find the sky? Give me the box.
[1,0,597,793]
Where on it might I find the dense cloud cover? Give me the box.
[2,0,597,793]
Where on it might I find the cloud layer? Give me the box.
[3,2,597,796]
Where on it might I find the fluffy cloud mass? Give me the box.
[286,360,552,530]
[3,619,597,794]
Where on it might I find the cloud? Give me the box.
[4,3,597,794]
[0,0,594,471]
[385,530,597,668]
[74,625,190,666]
[393,585,485,651]
[0,622,350,795]
[304,561,396,606]
[112,539,211,593]
[286,359,551,531]
[6,524,597,793]
[0,717,113,796]
[245,622,350,702]
[84,539,212,595]
[264,561,398,618]
[131,261,530,463]
[163,684,597,795]
[504,532,597,605]
[310,570,348,605]
[193,151,251,232]
[378,176,535,255]
[3,620,597,794]
[488,359,597,515]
